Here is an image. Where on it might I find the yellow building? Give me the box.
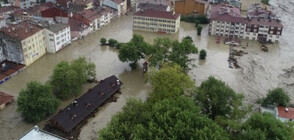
[133,10,181,34]
[0,21,47,66]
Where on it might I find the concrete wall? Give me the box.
[175,0,207,15]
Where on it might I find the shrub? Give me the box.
[199,49,207,60]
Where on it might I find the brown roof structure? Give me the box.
[134,10,180,20]
[210,4,246,23]
[247,18,283,28]
[277,106,294,120]
[0,92,14,107]
[0,21,43,41]
[49,75,123,133]
[0,60,26,84]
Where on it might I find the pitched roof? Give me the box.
[277,106,294,120]
[248,18,283,28]
[134,10,180,20]
[49,75,123,133]
[0,6,21,15]
[137,3,168,11]
[80,9,102,21]
[46,24,69,33]
[0,92,14,106]
[112,0,124,4]
[210,4,246,23]
[0,21,43,41]
[41,7,68,18]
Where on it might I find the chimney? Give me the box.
[73,99,78,106]
[286,108,289,112]
[34,125,39,132]
[116,79,120,85]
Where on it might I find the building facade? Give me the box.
[133,10,181,34]
[0,18,6,29]
[175,0,209,15]
[45,24,71,53]
[0,22,47,66]
[101,0,127,16]
[209,4,283,42]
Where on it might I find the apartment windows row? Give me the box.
[133,17,176,23]
[133,25,175,32]
[134,21,175,28]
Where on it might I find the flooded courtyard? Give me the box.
[1,0,294,139]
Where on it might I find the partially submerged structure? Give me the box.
[0,91,14,110]
[19,125,67,140]
[48,75,123,133]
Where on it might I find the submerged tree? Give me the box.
[100,38,107,45]
[199,49,207,60]
[197,25,203,36]
[261,88,290,107]
[17,81,59,123]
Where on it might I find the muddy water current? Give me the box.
[0,0,294,139]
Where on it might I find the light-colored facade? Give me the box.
[45,24,71,53]
[0,18,6,29]
[133,10,181,34]
[0,22,47,66]
[209,4,283,42]
[101,0,127,16]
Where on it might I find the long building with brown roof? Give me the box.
[133,10,181,34]
[49,75,123,133]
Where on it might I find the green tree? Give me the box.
[261,0,269,5]
[194,76,249,120]
[239,113,294,140]
[108,39,118,47]
[262,88,290,107]
[197,25,203,36]
[17,81,59,123]
[99,97,229,140]
[147,64,194,102]
[196,15,209,24]
[148,38,172,67]
[100,38,107,45]
[199,49,207,60]
[168,38,198,71]
[51,61,81,99]
[183,36,193,42]
[195,20,200,28]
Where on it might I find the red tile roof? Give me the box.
[41,7,68,18]
[0,92,14,106]
[134,10,180,20]
[74,0,93,5]
[210,4,246,23]
[80,9,102,21]
[277,106,294,120]
[0,6,21,15]
[0,21,43,41]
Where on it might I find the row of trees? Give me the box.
[99,63,294,139]
[118,34,199,71]
[17,57,96,122]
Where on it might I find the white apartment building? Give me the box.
[209,4,283,43]
[133,10,181,34]
[45,24,71,53]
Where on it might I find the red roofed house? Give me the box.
[261,105,294,122]
[133,10,181,34]
[41,7,69,24]
[0,92,14,110]
[68,16,92,40]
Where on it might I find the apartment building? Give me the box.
[209,4,283,42]
[0,21,47,66]
[45,24,71,53]
[209,4,246,38]
[14,0,31,9]
[245,18,283,42]
[101,0,127,16]
[133,10,180,34]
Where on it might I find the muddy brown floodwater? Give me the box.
[1,0,294,139]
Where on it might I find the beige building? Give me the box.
[133,10,181,34]
[0,21,47,66]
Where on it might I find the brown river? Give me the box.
[0,0,293,139]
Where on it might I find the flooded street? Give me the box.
[1,0,294,139]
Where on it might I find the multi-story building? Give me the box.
[174,0,209,15]
[209,4,246,38]
[209,4,283,42]
[0,21,47,66]
[245,18,283,42]
[133,10,181,34]
[101,0,127,16]
[14,0,31,9]
[0,18,6,29]
[45,24,71,53]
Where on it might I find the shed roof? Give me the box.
[277,106,294,120]
[0,92,14,106]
